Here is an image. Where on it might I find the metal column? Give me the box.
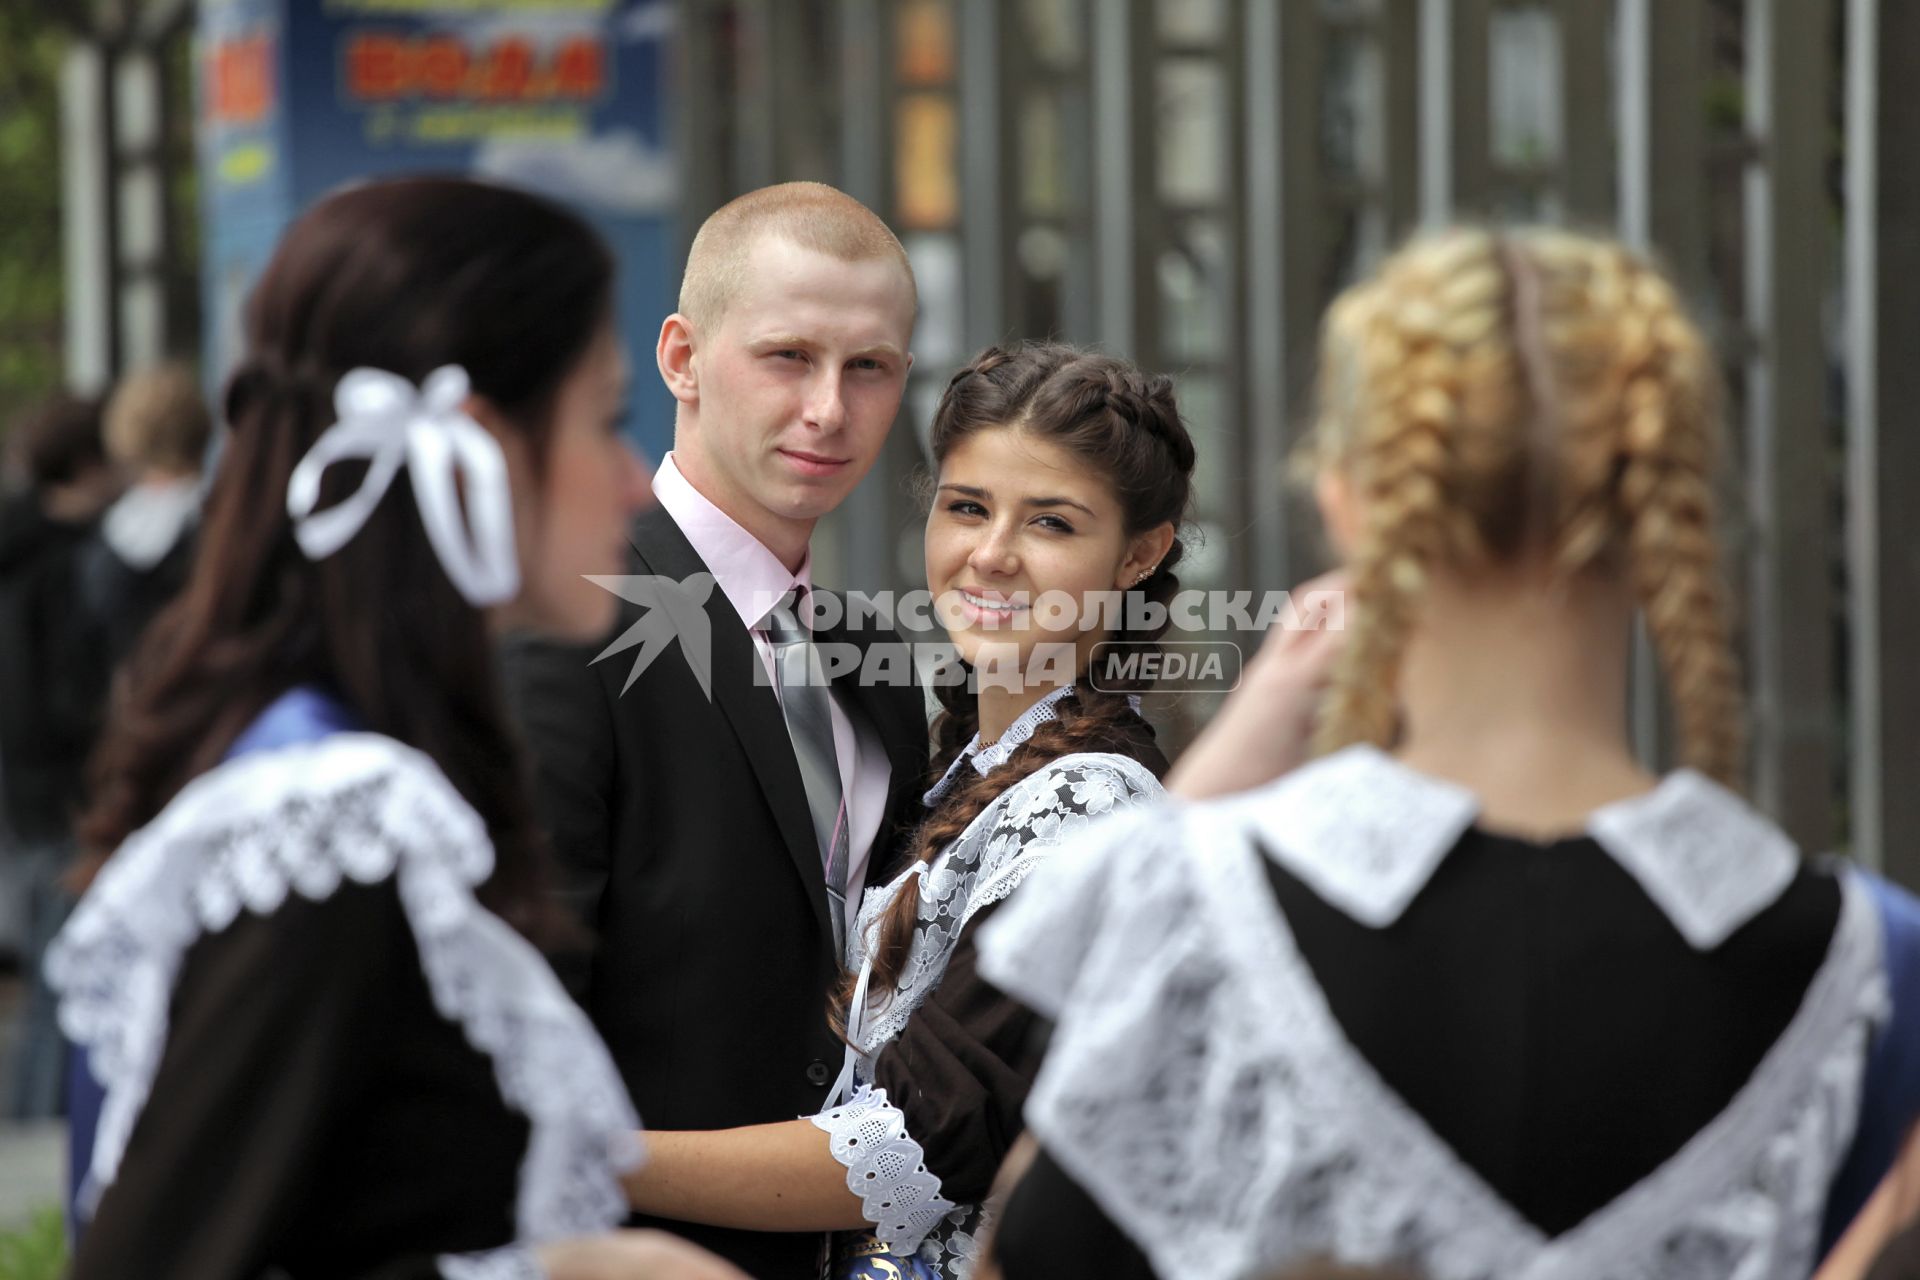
[1616,0,1710,772]
[1420,0,1492,222]
[1744,0,1836,850]
[1244,0,1325,592]
[1844,0,1920,880]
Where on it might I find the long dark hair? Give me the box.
[832,341,1196,1031]
[79,176,614,941]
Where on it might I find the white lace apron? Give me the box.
[811,746,1164,1278]
[977,745,1890,1280]
[46,734,644,1280]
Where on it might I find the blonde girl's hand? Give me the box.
[969,1133,1042,1280]
[1164,571,1350,801]
[533,1230,753,1280]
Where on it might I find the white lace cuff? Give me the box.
[439,1247,546,1280]
[810,1084,956,1256]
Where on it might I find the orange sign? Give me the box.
[343,32,607,103]
[208,32,274,125]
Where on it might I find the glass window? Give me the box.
[896,0,955,86]
[1019,0,1083,70]
[1157,57,1229,205]
[1157,0,1228,45]
[1019,88,1068,218]
[1159,216,1229,362]
[905,232,965,366]
[1321,25,1378,183]
[895,93,959,229]
[1490,4,1560,168]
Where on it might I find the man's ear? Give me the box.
[657,313,699,407]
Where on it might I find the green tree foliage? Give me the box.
[0,1207,65,1280]
[0,4,65,440]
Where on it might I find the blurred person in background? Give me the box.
[80,362,210,671]
[0,415,27,491]
[61,362,211,1227]
[0,393,116,1120]
[0,418,20,963]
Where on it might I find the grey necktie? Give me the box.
[760,588,850,954]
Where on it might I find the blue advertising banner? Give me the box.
[198,0,292,389]
[198,0,678,459]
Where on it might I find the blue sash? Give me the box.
[832,1234,942,1279]
[1821,868,1920,1249]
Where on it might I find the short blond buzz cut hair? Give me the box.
[677,181,917,329]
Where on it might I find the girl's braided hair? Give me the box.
[1302,227,1741,787]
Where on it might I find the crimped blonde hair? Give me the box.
[1303,226,1743,787]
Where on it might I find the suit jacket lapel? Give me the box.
[627,507,832,941]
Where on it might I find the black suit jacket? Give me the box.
[501,503,930,1279]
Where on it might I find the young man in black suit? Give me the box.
[502,182,929,1279]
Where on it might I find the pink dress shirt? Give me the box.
[651,453,891,936]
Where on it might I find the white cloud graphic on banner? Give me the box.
[474,128,675,215]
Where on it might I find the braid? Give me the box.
[1521,234,1743,785]
[1604,257,1743,785]
[928,665,978,767]
[1100,364,1199,476]
[830,677,1163,1039]
[1305,227,1743,787]
[1313,242,1512,753]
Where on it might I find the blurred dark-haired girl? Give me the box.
[51,176,736,1280]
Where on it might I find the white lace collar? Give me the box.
[47,733,641,1239]
[1241,745,1800,949]
[856,751,1165,1054]
[923,684,1146,807]
[977,776,1884,1280]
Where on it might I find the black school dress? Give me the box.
[979,745,1901,1280]
[809,684,1167,1278]
[48,691,641,1280]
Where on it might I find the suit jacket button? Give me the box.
[806,1060,832,1086]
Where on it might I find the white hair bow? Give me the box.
[286,365,520,607]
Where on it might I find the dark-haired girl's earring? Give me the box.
[1132,566,1156,587]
